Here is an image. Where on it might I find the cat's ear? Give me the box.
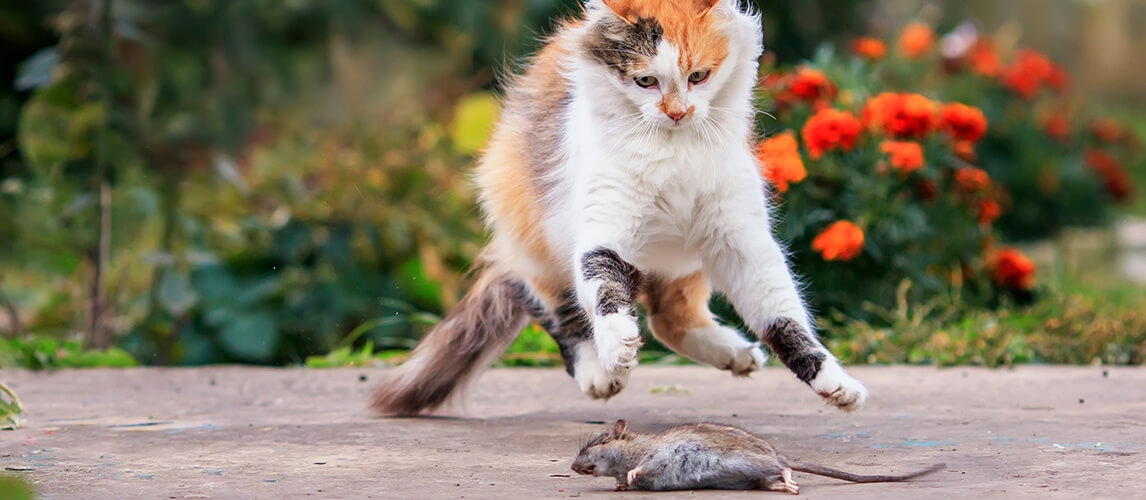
[600,0,638,25]
[611,419,629,438]
[696,0,723,17]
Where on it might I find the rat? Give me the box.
[571,420,945,493]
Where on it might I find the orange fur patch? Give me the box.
[644,271,717,349]
[602,0,730,74]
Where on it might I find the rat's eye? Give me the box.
[689,69,711,84]
[634,75,659,88]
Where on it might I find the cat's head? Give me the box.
[580,0,760,129]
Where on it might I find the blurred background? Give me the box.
[0,0,1143,370]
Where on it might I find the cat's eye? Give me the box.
[634,75,659,88]
[689,69,711,84]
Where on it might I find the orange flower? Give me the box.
[812,221,865,261]
[756,133,807,193]
[1085,149,1135,202]
[1090,118,1125,143]
[1001,49,1067,98]
[802,108,862,159]
[966,39,1001,77]
[1046,65,1070,92]
[989,247,1036,290]
[955,167,991,193]
[953,140,978,162]
[863,93,936,139]
[897,22,934,59]
[879,140,925,174]
[940,103,988,143]
[788,66,837,102]
[1041,113,1070,142]
[976,199,1002,225]
[851,38,887,60]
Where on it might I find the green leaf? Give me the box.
[157,271,199,316]
[1,382,26,430]
[0,475,34,500]
[219,311,279,362]
[449,92,499,154]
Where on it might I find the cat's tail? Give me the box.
[371,263,531,416]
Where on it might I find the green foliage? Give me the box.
[0,338,136,369]
[1,382,26,431]
[499,324,562,367]
[828,288,1146,367]
[0,475,35,500]
[304,341,406,368]
[1,2,1141,369]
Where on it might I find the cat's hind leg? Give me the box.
[644,272,766,376]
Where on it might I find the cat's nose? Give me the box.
[666,110,687,122]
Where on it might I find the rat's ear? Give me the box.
[611,419,629,438]
[600,0,638,25]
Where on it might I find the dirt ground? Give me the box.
[1,365,1143,499]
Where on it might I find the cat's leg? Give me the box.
[574,247,644,390]
[644,272,765,376]
[702,195,867,411]
[522,281,627,399]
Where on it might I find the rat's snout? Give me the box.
[571,460,595,475]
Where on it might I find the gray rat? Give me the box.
[571,420,945,493]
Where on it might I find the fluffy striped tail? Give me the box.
[371,266,530,416]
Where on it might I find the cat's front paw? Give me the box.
[573,341,630,400]
[810,361,867,412]
[593,314,642,374]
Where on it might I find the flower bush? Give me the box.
[751,20,1142,322]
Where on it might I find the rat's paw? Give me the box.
[593,314,642,374]
[574,342,630,400]
[810,361,867,412]
[626,467,644,486]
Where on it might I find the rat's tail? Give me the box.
[788,462,945,483]
[371,263,530,416]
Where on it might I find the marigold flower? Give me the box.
[1001,49,1067,98]
[863,93,936,139]
[989,247,1036,289]
[802,108,862,159]
[812,221,865,261]
[897,22,934,59]
[788,66,837,102]
[966,39,1001,77]
[851,38,887,60]
[940,103,988,143]
[1042,113,1070,142]
[955,167,991,193]
[1090,118,1125,143]
[879,140,925,174]
[953,140,978,162]
[1086,149,1135,202]
[976,199,1002,225]
[756,133,807,193]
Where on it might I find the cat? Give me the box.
[372,0,867,416]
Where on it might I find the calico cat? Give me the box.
[372,0,867,416]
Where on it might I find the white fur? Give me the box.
[539,2,865,409]
[678,325,766,375]
[573,341,629,399]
